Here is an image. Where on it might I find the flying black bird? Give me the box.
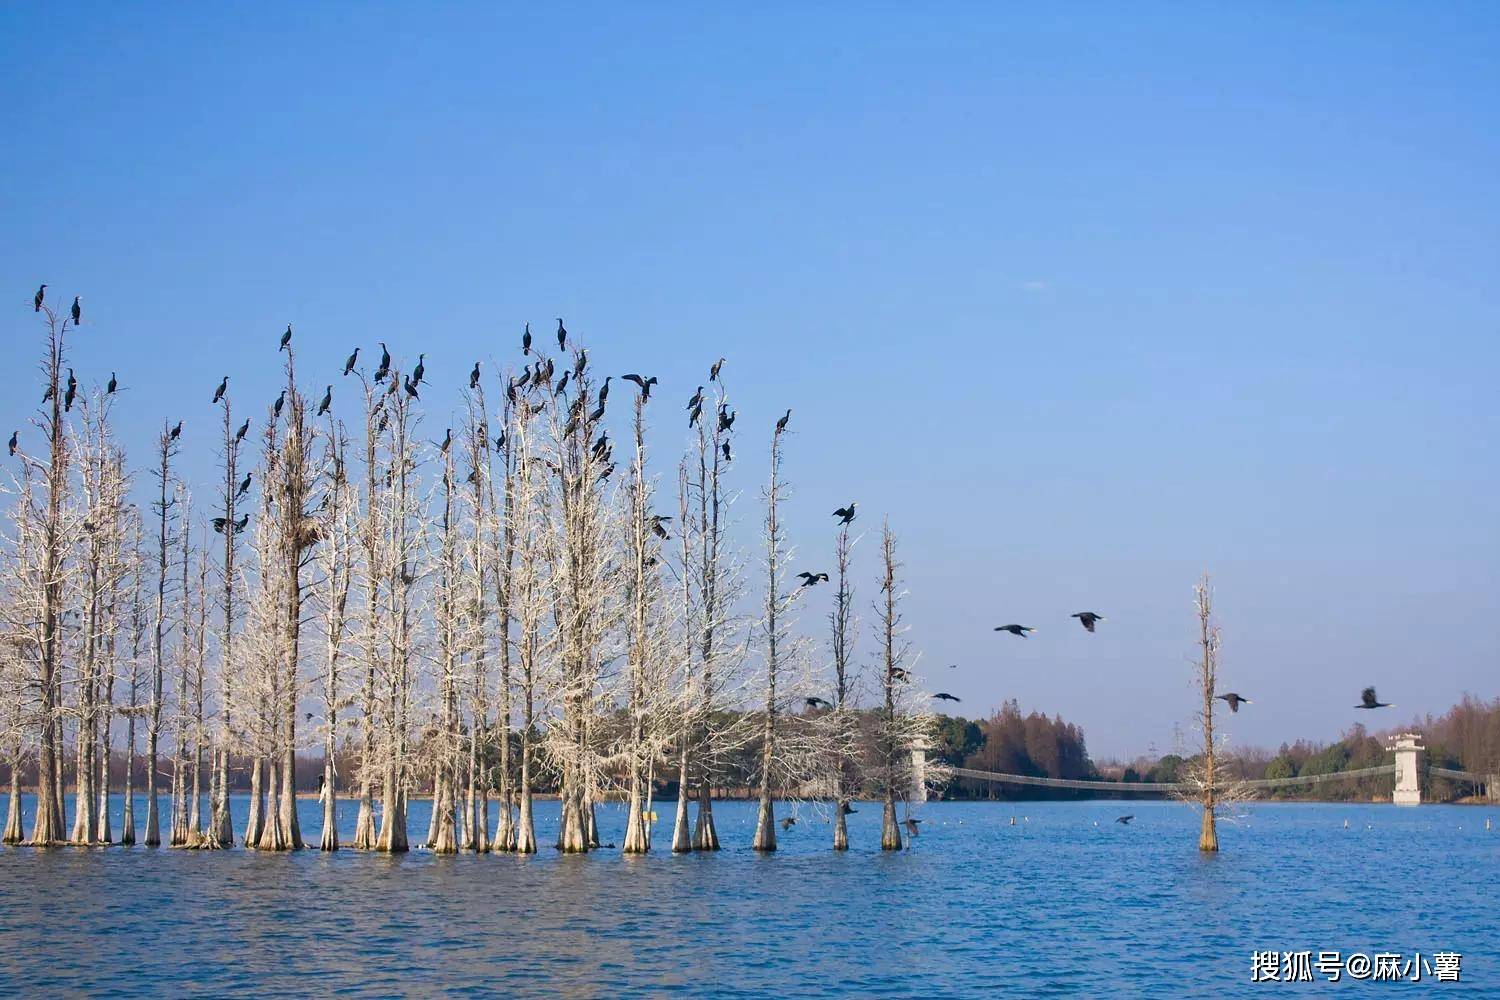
[343,347,359,377]
[903,818,922,837]
[71,296,81,325]
[1356,687,1392,710]
[34,284,46,312]
[556,318,567,351]
[805,697,832,709]
[599,376,612,403]
[833,504,856,525]
[169,420,183,441]
[781,816,797,831]
[8,431,17,457]
[649,514,671,540]
[470,361,481,389]
[404,375,420,400]
[280,325,292,351]
[522,323,532,356]
[439,428,452,454]
[555,370,570,395]
[890,667,910,683]
[687,386,703,410]
[1116,815,1134,825]
[107,372,117,394]
[213,376,228,404]
[721,442,732,462]
[796,571,829,587]
[710,357,725,382]
[1218,693,1252,713]
[776,409,791,433]
[237,472,252,497]
[622,373,657,398]
[995,624,1035,637]
[1072,612,1105,633]
[235,418,250,443]
[934,693,961,702]
[412,353,426,385]
[64,369,77,412]
[212,517,228,533]
[317,385,332,416]
[273,390,285,419]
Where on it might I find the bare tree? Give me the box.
[316,417,355,851]
[751,416,790,852]
[827,520,860,850]
[145,421,181,847]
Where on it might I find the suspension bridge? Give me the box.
[919,734,1495,805]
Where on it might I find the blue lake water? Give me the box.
[0,794,1495,996]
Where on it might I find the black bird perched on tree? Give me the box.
[995,624,1035,637]
[64,369,77,412]
[107,372,117,394]
[776,409,791,433]
[494,430,506,452]
[890,667,910,683]
[1356,687,1392,710]
[213,376,228,404]
[470,361,481,389]
[375,342,391,382]
[412,353,426,385]
[516,368,532,391]
[649,514,671,539]
[170,420,182,441]
[598,375,612,403]
[555,369,570,395]
[904,818,922,837]
[343,347,359,377]
[721,441,731,462]
[589,400,606,424]
[212,517,228,533]
[934,692,961,702]
[522,323,532,356]
[1072,612,1105,633]
[237,472,252,497]
[598,462,615,482]
[8,431,16,457]
[42,382,54,403]
[622,373,656,398]
[1116,815,1134,825]
[234,513,249,531]
[34,284,46,312]
[71,296,82,325]
[1218,692,1252,713]
[710,357,725,382]
[575,349,588,377]
[797,571,829,587]
[687,386,703,411]
[833,504,856,525]
[273,390,285,419]
[404,375,420,400]
[280,325,292,351]
[805,697,832,709]
[439,428,452,453]
[717,405,735,432]
[317,385,332,416]
[235,418,250,443]
[689,402,703,428]
[592,432,610,458]
[556,318,568,351]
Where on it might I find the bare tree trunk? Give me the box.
[1196,576,1219,853]
[751,420,788,854]
[244,754,265,847]
[3,753,22,844]
[879,524,903,851]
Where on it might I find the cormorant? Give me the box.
[721,441,731,462]
[235,418,250,443]
[556,318,567,351]
[343,348,359,377]
[890,667,910,682]
[71,296,81,325]
[64,369,77,412]
[404,375,420,400]
[717,405,735,432]
[776,409,791,433]
[212,517,227,533]
[710,357,725,381]
[833,504,856,525]
[237,472,252,496]
[170,420,182,440]
[412,354,426,385]
[107,372,117,394]
[575,349,588,377]
[805,697,832,709]
[213,376,228,404]
[1072,612,1104,633]
[522,323,532,356]
[1218,693,1252,713]
[555,370,570,395]
[934,693,961,702]
[273,391,285,419]
[994,624,1035,637]
[234,513,249,531]
[280,325,292,351]
[34,284,46,312]
[376,342,392,381]
[439,428,452,453]
[796,571,829,587]
[687,386,703,410]
[7,431,16,456]
[623,374,656,398]
[1356,687,1392,710]
[689,403,702,428]
[470,362,481,389]
[781,817,797,831]
[599,375,612,403]
[317,385,332,416]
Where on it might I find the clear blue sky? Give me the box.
[4,4,1497,758]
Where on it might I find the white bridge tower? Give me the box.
[1388,732,1423,806]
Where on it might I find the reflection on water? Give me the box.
[0,795,1496,996]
